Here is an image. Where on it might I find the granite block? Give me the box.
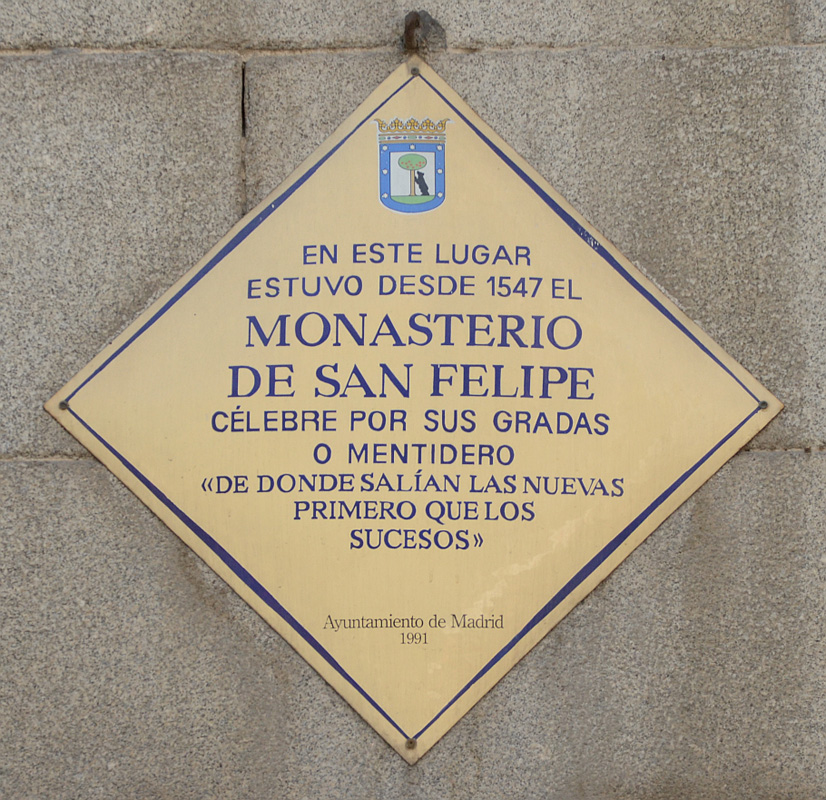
[0,0,790,50]
[791,0,826,43]
[432,0,789,49]
[0,459,312,799]
[2,453,823,797]
[0,53,243,458]
[246,49,823,449]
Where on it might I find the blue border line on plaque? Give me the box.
[64,71,764,742]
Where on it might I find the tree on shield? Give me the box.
[397,153,428,196]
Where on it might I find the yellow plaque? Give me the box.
[47,57,781,763]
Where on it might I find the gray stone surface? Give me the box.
[246,49,826,450]
[2,453,823,798]
[0,0,790,50]
[792,1,826,43]
[0,53,243,458]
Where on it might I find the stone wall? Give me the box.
[2,3,824,797]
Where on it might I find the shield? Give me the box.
[375,118,447,213]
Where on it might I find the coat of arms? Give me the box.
[375,117,448,213]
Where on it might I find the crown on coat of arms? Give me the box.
[374,117,449,143]
[374,117,449,134]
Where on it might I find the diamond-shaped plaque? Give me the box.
[47,58,781,763]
